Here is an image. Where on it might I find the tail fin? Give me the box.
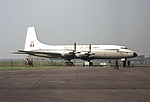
[24,27,42,51]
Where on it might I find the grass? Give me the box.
[0,63,150,71]
[0,66,63,71]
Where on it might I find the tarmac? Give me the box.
[0,66,150,102]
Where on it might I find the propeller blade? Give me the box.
[89,44,91,53]
[74,42,76,52]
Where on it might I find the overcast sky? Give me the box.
[0,0,150,58]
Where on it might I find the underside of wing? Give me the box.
[15,50,62,58]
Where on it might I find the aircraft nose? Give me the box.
[133,52,138,57]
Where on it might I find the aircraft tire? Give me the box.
[89,62,93,66]
[64,62,73,66]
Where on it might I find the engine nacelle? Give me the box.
[75,52,89,58]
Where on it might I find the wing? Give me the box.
[12,50,62,58]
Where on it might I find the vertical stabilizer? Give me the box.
[24,27,42,51]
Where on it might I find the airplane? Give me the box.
[13,27,137,66]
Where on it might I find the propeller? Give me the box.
[85,44,92,56]
[89,44,91,53]
[73,43,76,53]
[69,42,77,55]
[69,43,94,56]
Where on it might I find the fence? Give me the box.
[0,59,150,67]
[0,60,63,67]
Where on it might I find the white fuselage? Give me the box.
[31,44,136,59]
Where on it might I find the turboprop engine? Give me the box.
[75,52,90,58]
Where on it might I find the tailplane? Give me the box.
[24,27,43,51]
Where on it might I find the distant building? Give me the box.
[131,55,150,64]
[145,55,150,63]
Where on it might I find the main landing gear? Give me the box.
[64,61,74,66]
